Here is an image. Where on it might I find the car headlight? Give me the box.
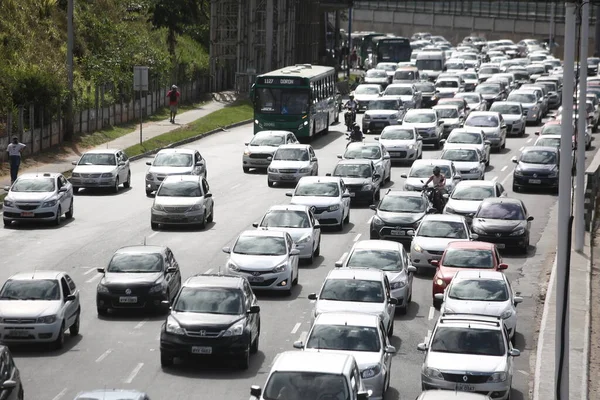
[500,309,514,319]
[227,261,240,272]
[362,184,373,191]
[363,115,371,120]
[472,226,486,234]
[389,113,398,120]
[153,204,165,212]
[361,365,382,379]
[244,149,251,156]
[3,199,14,207]
[328,204,340,212]
[548,169,558,178]
[405,184,414,190]
[510,227,525,236]
[470,167,480,173]
[165,316,185,335]
[223,319,246,337]
[97,284,109,293]
[42,200,57,208]
[372,216,384,226]
[268,167,278,173]
[71,173,80,178]
[408,144,415,150]
[488,372,508,382]
[146,173,154,180]
[435,278,446,287]
[272,263,287,273]
[37,315,57,324]
[101,173,115,178]
[423,367,444,379]
[444,206,456,214]
[297,234,311,244]
[514,168,524,176]
[299,168,311,173]
[413,244,423,253]
[390,281,406,289]
[149,281,166,294]
[188,203,204,211]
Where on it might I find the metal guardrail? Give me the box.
[584,151,600,231]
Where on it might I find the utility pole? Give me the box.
[65,0,74,141]
[550,3,555,56]
[347,5,352,78]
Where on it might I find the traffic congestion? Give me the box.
[0,32,596,400]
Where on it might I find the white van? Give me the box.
[416,51,445,82]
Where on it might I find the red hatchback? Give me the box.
[431,241,507,308]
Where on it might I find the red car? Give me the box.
[431,241,508,308]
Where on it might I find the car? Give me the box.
[506,90,543,125]
[518,86,549,117]
[511,146,559,193]
[144,148,207,196]
[437,270,522,341]
[471,197,534,253]
[409,214,476,272]
[430,241,508,306]
[456,70,479,92]
[454,92,487,112]
[222,230,300,295]
[432,105,464,138]
[489,101,526,136]
[150,175,214,230]
[0,346,23,400]
[70,149,131,193]
[287,176,351,230]
[534,119,561,137]
[74,390,150,400]
[417,313,519,400]
[507,67,531,86]
[474,82,507,107]
[293,312,396,400]
[382,83,422,109]
[414,81,438,108]
[335,240,417,313]
[457,53,481,70]
[534,134,561,148]
[439,147,486,180]
[444,59,466,73]
[308,268,398,336]
[400,159,462,193]
[2,172,74,227]
[534,79,561,109]
[0,271,80,349]
[160,274,261,369]
[242,130,298,172]
[525,63,547,81]
[436,98,470,119]
[376,62,400,80]
[478,65,501,82]
[96,245,182,315]
[392,66,420,83]
[267,144,319,187]
[416,391,492,400]
[253,205,321,264]
[434,76,464,99]
[375,126,423,163]
[338,142,392,183]
[369,189,436,243]
[441,128,491,166]
[443,180,506,222]
[329,159,382,204]
[364,69,390,88]
[362,98,404,134]
[352,84,383,111]
[401,109,444,149]
[463,111,507,151]
[248,351,370,400]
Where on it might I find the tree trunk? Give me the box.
[168,28,177,84]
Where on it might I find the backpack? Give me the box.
[169,90,178,102]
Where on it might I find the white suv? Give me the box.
[144,149,207,196]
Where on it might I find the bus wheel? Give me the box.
[334,111,339,123]
[324,117,329,135]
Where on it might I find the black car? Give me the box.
[96,245,182,315]
[475,82,507,107]
[328,160,381,204]
[369,189,436,244]
[415,81,438,108]
[471,198,533,253]
[511,146,559,193]
[160,274,260,369]
[0,345,23,400]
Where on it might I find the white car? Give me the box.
[145,148,207,196]
[287,176,351,231]
[3,172,74,227]
[439,147,486,180]
[242,130,298,172]
[353,84,383,111]
[338,142,392,183]
[441,128,491,166]
[534,134,562,149]
[382,84,422,109]
[432,105,464,138]
[437,270,523,341]
[454,92,487,112]
[375,126,423,163]
[362,98,403,134]
[434,77,463,99]
[253,204,321,264]
[267,144,319,187]
[70,149,131,193]
[443,180,507,221]
[489,101,526,136]
[402,109,444,149]
[0,270,80,349]
[456,70,479,92]
[223,230,300,295]
[463,111,507,151]
[400,159,461,193]
[364,69,390,88]
[506,91,543,124]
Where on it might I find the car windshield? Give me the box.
[156,181,202,197]
[78,153,116,166]
[457,94,480,104]
[295,182,340,197]
[347,249,404,271]
[260,210,310,228]
[107,252,163,273]
[381,128,414,140]
[368,100,398,110]
[430,327,505,356]
[536,138,560,147]
[376,63,397,71]
[0,279,60,301]
[233,235,287,256]
[520,150,557,164]
[274,148,309,161]
[379,195,426,213]
[460,73,478,80]
[410,164,451,178]
[512,71,530,80]
[537,82,556,92]
[385,86,413,96]
[250,134,286,147]
[333,164,372,178]
[446,62,464,70]
[320,279,384,303]
[403,112,436,123]
[153,153,193,167]
[452,185,494,200]
[435,108,459,118]
[475,85,500,94]
[264,372,349,400]
[436,80,459,88]
[491,104,521,114]
[449,279,509,301]
[439,100,464,110]
[466,115,499,128]
[417,220,468,238]
[306,325,381,352]
[541,124,562,135]
[416,59,443,70]
[415,82,435,92]
[10,178,55,192]
[527,65,546,74]
[477,202,525,220]
[508,93,537,103]
[442,249,494,268]
[366,70,387,78]
[173,287,243,315]
[344,145,382,160]
[394,71,417,80]
[355,86,380,95]
[479,68,499,75]
[448,131,482,144]
[442,148,479,162]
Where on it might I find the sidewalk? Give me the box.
[0,91,237,188]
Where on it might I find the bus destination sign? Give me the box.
[383,39,409,44]
[257,77,304,86]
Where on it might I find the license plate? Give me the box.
[119,296,137,303]
[391,230,405,236]
[20,212,34,217]
[247,276,265,283]
[191,346,212,355]
[84,179,95,183]
[456,383,475,391]
[9,331,29,337]
[496,243,506,249]
[374,123,385,127]
[529,179,542,184]
[281,175,295,180]
[349,192,356,197]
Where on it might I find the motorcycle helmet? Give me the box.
[349,94,355,99]
[433,166,441,176]
[352,124,361,132]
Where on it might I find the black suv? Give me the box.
[328,159,382,204]
[0,346,23,400]
[160,274,261,370]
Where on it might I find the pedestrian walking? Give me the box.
[6,136,26,184]
[167,85,180,123]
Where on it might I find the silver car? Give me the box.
[74,390,150,400]
[489,102,526,136]
[433,105,464,138]
[335,240,416,314]
[443,180,507,222]
[353,84,383,111]
[400,159,461,193]
[253,204,321,263]
[364,69,390,88]
[454,93,487,112]
[267,144,318,187]
[293,312,396,400]
[338,142,392,183]
[0,270,80,349]
[439,147,486,180]
[401,109,444,149]
[145,148,207,196]
[242,130,298,172]
[223,230,300,295]
[506,91,543,125]
[463,111,507,151]
[70,149,131,192]
[383,84,422,109]
[150,175,214,229]
[376,126,423,162]
[362,98,403,134]
[441,129,491,167]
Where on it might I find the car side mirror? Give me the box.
[252,222,259,228]
[383,154,390,160]
[406,230,415,236]
[222,247,231,254]
[97,268,105,274]
[385,345,397,354]
[293,341,304,349]
[434,293,444,301]
[527,216,534,221]
[453,174,462,181]
[65,294,76,302]
[290,249,300,256]
[430,260,439,267]
[535,131,541,135]
[417,343,428,351]
[337,154,342,159]
[196,161,205,166]
[510,348,521,357]
[438,120,444,126]
[2,186,9,191]
[1,380,16,390]
[439,139,446,145]
[389,297,398,305]
[375,137,380,141]
[167,266,177,273]
[285,192,293,197]
[373,174,381,180]
[204,193,212,198]
[307,293,317,300]
[326,173,332,176]
[342,193,351,198]
[408,265,417,273]
[146,161,152,166]
[244,142,250,146]
[511,157,518,163]
[71,160,78,165]
[119,161,126,166]
[369,205,377,211]
[248,305,260,314]
[427,208,437,214]
[400,173,408,178]
[250,386,262,398]
[470,233,479,240]
[498,263,508,270]
[334,261,343,268]
[514,296,524,306]
[442,193,449,199]
[59,186,68,193]
[485,140,491,145]
[267,156,273,161]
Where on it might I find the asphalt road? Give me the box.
[0,111,595,400]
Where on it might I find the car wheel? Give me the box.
[387,321,394,337]
[53,206,62,226]
[433,298,442,309]
[238,345,251,370]
[512,183,519,192]
[18,386,23,400]
[267,180,274,187]
[145,189,153,197]
[161,292,171,314]
[385,169,391,183]
[66,200,74,219]
[73,187,80,194]
[207,205,214,223]
[3,218,11,227]
[160,352,174,368]
[314,239,321,257]
[520,240,529,254]
[307,249,314,265]
[97,307,108,316]
[250,330,260,354]
[53,322,65,350]
[70,310,80,336]
[293,268,299,285]
[151,222,159,231]
[243,167,250,173]
[124,171,131,188]
[113,178,119,193]
[344,208,350,224]
[199,212,208,229]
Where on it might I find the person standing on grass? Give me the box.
[6,136,26,184]
[167,85,180,123]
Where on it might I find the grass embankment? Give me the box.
[124,101,253,157]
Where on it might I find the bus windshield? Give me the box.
[256,87,309,115]
[377,42,412,63]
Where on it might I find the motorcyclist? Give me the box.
[423,166,447,211]
[343,95,358,130]
[348,124,364,143]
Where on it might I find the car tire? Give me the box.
[344,209,350,224]
[3,218,11,227]
[113,178,119,193]
[70,310,80,336]
[65,200,74,219]
[207,205,214,223]
[53,322,65,350]
[250,330,260,354]
[314,239,321,257]
[307,250,314,265]
[160,352,174,368]
[243,167,250,173]
[97,307,108,317]
[433,298,442,309]
[73,187,80,194]
[18,387,23,400]
[199,212,208,229]
[146,189,153,197]
[385,169,391,183]
[124,172,131,188]
[238,345,251,370]
[293,268,299,285]
[433,139,440,150]
[512,183,519,192]
[53,206,62,226]
[151,222,159,231]
[267,180,274,187]
[387,321,394,337]
[161,292,171,314]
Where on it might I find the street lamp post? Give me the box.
[65,0,74,141]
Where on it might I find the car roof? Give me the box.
[522,145,558,153]
[18,172,61,179]
[445,240,496,250]
[155,148,195,155]
[411,159,453,167]
[114,245,166,255]
[326,268,385,281]
[277,144,311,150]
[480,197,523,206]
[239,229,286,238]
[438,313,503,329]
[83,149,120,155]
[267,204,310,213]
[352,239,401,252]
[387,83,414,87]
[536,135,561,140]
[385,189,424,198]
[183,273,245,289]
[298,176,341,184]
[433,104,460,110]
[467,111,500,117]
[272,351,355,374]
[453,269,505,281]
[417,390,492,400]
[422,214,466,223]
[336,159,373,166]
[314,312,380,328]
[74,390,147,400]
[162,175,202,184]
[492,101,522,108]
[405,108,436,114]
[9,270,64,280]
[255,130,292,136]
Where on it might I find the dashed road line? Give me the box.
[134,318,149,329]
[205,268,214,274]
[519,146,524,151]
[353,233,361,242]
[291,322,301,334]
[148,231,160,239]
[367,216,373,224]
[124,363,144,384]
[85,274,101,284]
[51,388,68,400]
[527,138,532,143]
[95,349,112,363]
[428,306,435,320]
[492,176,498,182]
[83,267,96,275]
[501,165,508,172]
[231,183,241,190]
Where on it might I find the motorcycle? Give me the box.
[345,131,364,146]
[344,107,356,131]
[421,182,447,213]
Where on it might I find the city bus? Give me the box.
[355,32,386,69]
[251,64,338,141]
[372,36,412,65]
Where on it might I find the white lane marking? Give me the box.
[424,329,432,344]
[501,165,508,172]
[298,331,308,343]
[205,268,214,274]
[291,322,302,334]
[134,318,149,329]
[519,146,524,151]
[492,176,498,182]
[353,233,361,242]
[367,216,373,224]
[156,332,161,341]
[124,363,144,384]
[85,274,101,284]
[83,267,96,275]
[148,231,159,239]
[231,183,241,190]
[527,138,532,143]
[95,349,112,363]
[428,306,435,320]
[518,369,529,375]
[501,170,513,186]
[52,388,68,400]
